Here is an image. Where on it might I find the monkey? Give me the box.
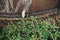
[21,0,32,18]
[1,0,32,18]
[15,0,32,18]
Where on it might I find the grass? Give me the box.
[0,16,60,40]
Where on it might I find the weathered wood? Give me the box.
[0,0,59,20]
[0,8,59,20]
[0,0,59,13]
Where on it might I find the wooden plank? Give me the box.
[0,8,58,20]
[0,18,20,20]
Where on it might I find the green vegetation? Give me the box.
[0,16,60,40]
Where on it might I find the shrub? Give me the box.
[0,16,60,40]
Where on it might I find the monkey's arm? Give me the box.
[22,0,32,18]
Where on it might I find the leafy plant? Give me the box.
[0,16,60,40]
[57,20,60,27]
